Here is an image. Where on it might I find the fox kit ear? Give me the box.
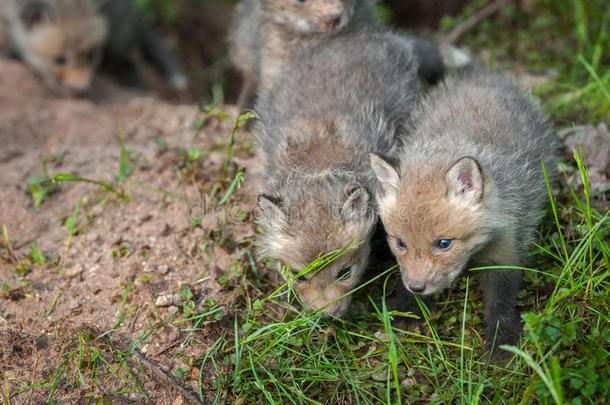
[341,187,370,222]
[369,154,400,197]
[21,1,53,29]
[257,194,286,228]
[444,157,484,202]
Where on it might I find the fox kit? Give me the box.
[229,0,446,106]
[255,30,422,317]
[1,0,187,95]
[369,71,556,361]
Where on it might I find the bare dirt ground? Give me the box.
[0,57,263,403]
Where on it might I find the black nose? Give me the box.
[408,281,426,293]
[319,14,342,30]
[329,14,342,27]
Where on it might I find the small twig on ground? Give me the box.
[132,351,206,405]
[173,236,192,263]
[1,223,19,263]
[444,0,511,45]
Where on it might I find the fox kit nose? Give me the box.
[318,14,343,30]
[408,281,426,293]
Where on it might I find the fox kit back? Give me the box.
[370,70,556,361]
[2,0,107,95]
[255,30,422,317]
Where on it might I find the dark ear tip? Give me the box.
[21,1,51,26]
[346,186,369,197]
[258,193,282,207]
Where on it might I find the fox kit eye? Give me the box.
[54,56,67,66]
[337,267,351,280]
[436,239,453,250]
[395,237,407,251]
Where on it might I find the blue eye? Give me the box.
[395,237,407,250]
[436,239,453,250]
[54,56,67,66]
[337,267,351,280]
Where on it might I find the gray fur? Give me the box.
[254,29,423,317]
[402,70,556,256]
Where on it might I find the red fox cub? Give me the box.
[370,70,556,361]
[255,30,423,317]
[1,0,187,95]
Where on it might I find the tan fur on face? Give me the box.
[263,0,352,33]
[257,176,376,317]
[19,2,107,93]
[287,243,370,317]
[378,163,492,295]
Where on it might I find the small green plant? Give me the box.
[29,156,58,207]
[222,111,256,180]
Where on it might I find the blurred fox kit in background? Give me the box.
[229,0,447,107]
[229,0,376,106]
[370,71,556,361]
[255,29,434,317]
[1,0,187,95]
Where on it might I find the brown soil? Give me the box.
[0,57,265,404]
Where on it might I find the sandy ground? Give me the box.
[0,57,263,403]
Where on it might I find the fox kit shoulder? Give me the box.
[2,0,187,95]
[370,70,556,361]
[255,30,422,318]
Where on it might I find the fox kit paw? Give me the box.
[169,73,188,90]
[479,346,517,369]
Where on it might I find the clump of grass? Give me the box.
[440,0,609,123]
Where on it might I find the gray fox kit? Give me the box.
[369,70,556,361]
[228,0,446,106]
[1,0,187,95]
[255,29,422,317]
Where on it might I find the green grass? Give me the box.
[438,0,610,123]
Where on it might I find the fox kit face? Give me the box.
[263,0,355,34]
[370,155,492,295]
[257,184,376,317]
[19,0,108,95]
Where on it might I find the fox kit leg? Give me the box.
[137,22,187,90]
[477,237,523,362]
[401,37,446,85]
[388,286,436,331]
[236,75,257,109]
